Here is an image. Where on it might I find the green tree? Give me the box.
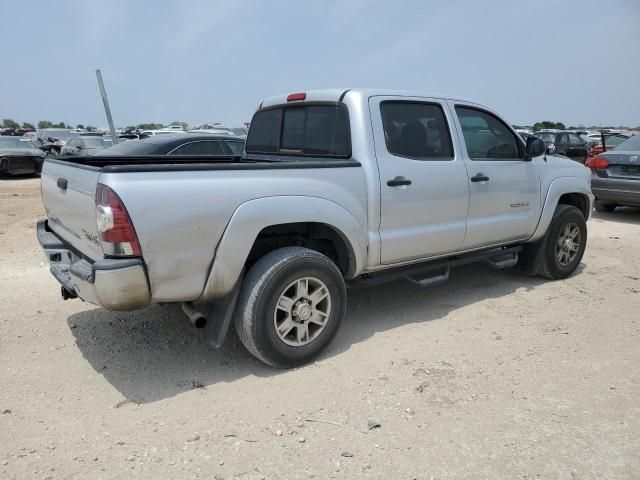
[170,121,188,130]
[52,121,66,128]
[38,120,54,129]
[532,121,566,131]
[2,118,20,129]
[136,123,164,130]
[85,125,96,132]
[76,124,85,130]
[21,122,35,130]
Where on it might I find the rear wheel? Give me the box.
[234,247,346,368]
[537,205,587,280]
[594,201,616,212]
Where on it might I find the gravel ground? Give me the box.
[1,176,639,479]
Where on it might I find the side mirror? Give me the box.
[77,145,84,150]
[525,137,546,159]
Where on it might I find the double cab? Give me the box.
[38,89,593,367]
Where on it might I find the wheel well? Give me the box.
[246,223,355,277]
[558,193,589,218]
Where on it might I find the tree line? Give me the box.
[2,119,190,132]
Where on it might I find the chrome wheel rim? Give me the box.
[273,277,332,347]
[555,221,581,267]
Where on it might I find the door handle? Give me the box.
[470,173,490,183]
[57,178,68,190]
[387,176,412,187]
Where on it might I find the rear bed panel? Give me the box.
[41,160,103,260]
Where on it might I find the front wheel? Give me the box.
[234,247,347,368]
[537,205,587,280]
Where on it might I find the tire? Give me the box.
[234,247,347,368]
[594,201,616,212]
[537,205,587,280]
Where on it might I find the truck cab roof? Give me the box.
[259,88,478,109]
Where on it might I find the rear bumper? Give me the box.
[37,219,151,310]
[591,176,640,206]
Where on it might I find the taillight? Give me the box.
[95,184,141,257]
[585,156,609,170]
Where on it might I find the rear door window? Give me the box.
[380,101,453,159]
[246,104,350,157]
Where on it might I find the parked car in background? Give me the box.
[60,136,114,157]
[138,129,187,138]
[534,131,588,163]
[96,133,245,156]
[588,134,630,157]
[0,136,46,175]
[587,134,640,212]
[188,126,248,137]
[37,128,76,155]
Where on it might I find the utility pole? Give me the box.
[96,69,118,144]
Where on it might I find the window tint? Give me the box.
[380,102,453,159]
[225,141,245,155]
[568,133,584,145]
[170,141,224,155]
[535,132,556,142]
[455,107,521,159]
[281,108,305,151]
[556,133,569,144]
[245,108,282,153]
[605,135,628,148]
[246,105,350,157]
[614,135,640,151]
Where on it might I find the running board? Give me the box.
[404,266,450,287]
[485,251,519,269]
[348,245,522,289]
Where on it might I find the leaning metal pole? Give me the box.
[96,69,118,144]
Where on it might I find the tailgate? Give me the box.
[41,159,104,260]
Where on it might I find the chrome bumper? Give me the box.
[37,220,151,310]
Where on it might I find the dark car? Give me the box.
[36,128,77,155]
[587,135,640,212]
[95,133,245,157]
[60,135,114,156]
[534,131,588,163]
[0,136,46,175]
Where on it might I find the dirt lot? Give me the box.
[1,176,639,479]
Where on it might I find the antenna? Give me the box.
[96,69,119,144]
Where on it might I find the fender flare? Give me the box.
[529,176,593,242]
[199,195,367,302]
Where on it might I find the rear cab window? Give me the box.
[246,104,350,158]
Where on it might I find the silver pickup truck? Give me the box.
[38,89,593,367]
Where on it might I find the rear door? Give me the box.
[450,103,541,249]
[370,96,470,264]
[41,160,104,259]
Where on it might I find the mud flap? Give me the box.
[515,235,549,275]
[197,279,242,349]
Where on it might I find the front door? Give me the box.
[449,103,541,249]
[370,96,470,265]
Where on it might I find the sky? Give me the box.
[1,0,639,129]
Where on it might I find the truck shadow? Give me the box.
[67,263,551,403]
[591,207,640,226]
